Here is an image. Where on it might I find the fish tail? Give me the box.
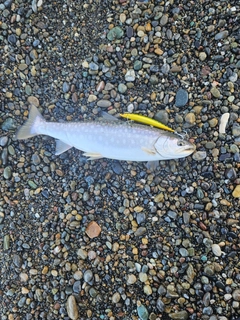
[16,105,45,140]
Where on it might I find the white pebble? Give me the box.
[212,244,222,257]
[219,113,229,134]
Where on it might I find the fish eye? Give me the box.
[177,140,186,146]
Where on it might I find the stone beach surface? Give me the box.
[0,1,240,320]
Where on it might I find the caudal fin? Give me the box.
[16,105,45,140]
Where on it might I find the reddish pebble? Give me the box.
[86,221,101,238]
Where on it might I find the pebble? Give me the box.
[175,88,188,107]
[66,295,79,320]
[118,83,127,93]
[137,304,149,320]
[233,289,240,301]
[185,112,195,125]
[155,110,169,125]
[210,87,221,98]
[127,274,137,285]
[85,221,101,238]
[199,52,207,61]
[125,69,135,82]
[232,185,240,198]
[3,234,10,250]
[112,292,121,303]
[214,30,229,40]
[169,311,188,320]
[0,136,8,147]
[1,118,16,131]
[219,113,229,134]
[232,125,240,137]
[97,100,112,108]
[211,244,222,257]
[107,27,124,40]
[3,166,12,179]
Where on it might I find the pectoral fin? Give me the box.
[55,140,72,155]
[146,161,159,171]
[101,111,119,121]
[141,146,156,155]
[83,152,103,160]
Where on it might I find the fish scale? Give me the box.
[16,106,196,163]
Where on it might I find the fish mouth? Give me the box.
[185,145,196,154]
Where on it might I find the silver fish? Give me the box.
[16,106,196,163]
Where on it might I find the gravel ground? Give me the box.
[0,0,240,319]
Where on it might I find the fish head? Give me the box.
[154,133,196,159]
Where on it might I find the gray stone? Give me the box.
[175,88,188,107]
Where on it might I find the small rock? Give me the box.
[18,63,28,71]
[8,34,17,45]
[144,284,152,295]
[160,14,168,26]
[107,27,124,40]
[155,111,169,125]
[134,227,146,236]
[232,185,240,198]
[233,289,240,301]
[27,96,39,106]
[214,30,229,40]
[3,166,12,179]
[125,69,135,82]
[87,94,97,103]
[185,113,195,124]
[97,100,112,108]
[84,269,93,283]
[137,304,149,320]
[232,125,240,137]
[66,295,79,320]
[112,292,121,303]
[89,62,99,71]
[175,88,188,107]
[86,221,101,238]
[134,60,142,71]
[199,52,207,61]
[210,87,221,98]
[149,75,158,84]
[118,83,127,93]
[169,311,188,320]
[212,244,222,256]
[3,234,10,250]
[1,118,16,131]
[77,248,88,260]
[62,82,70,93]
[127,274,137,285]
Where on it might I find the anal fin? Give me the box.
[83,152,103,160]
[55,140,72,155]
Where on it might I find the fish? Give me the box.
[16,106,196,164]
[120,113,174,132]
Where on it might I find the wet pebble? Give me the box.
[107,26,124,40]
[137,304,149,320]
[66,295,79,320]
[0,136,8,147]
[118,83,127,93]
[3,166,12,179]
[175,88,188,107]
[193,151,207,161]
[1,118,16,131]
[125,69,135,82]
[112,292,121,303]
[97,100,112,108]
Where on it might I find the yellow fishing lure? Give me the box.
[120,113,174,132]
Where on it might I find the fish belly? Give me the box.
[38,121,161,161]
